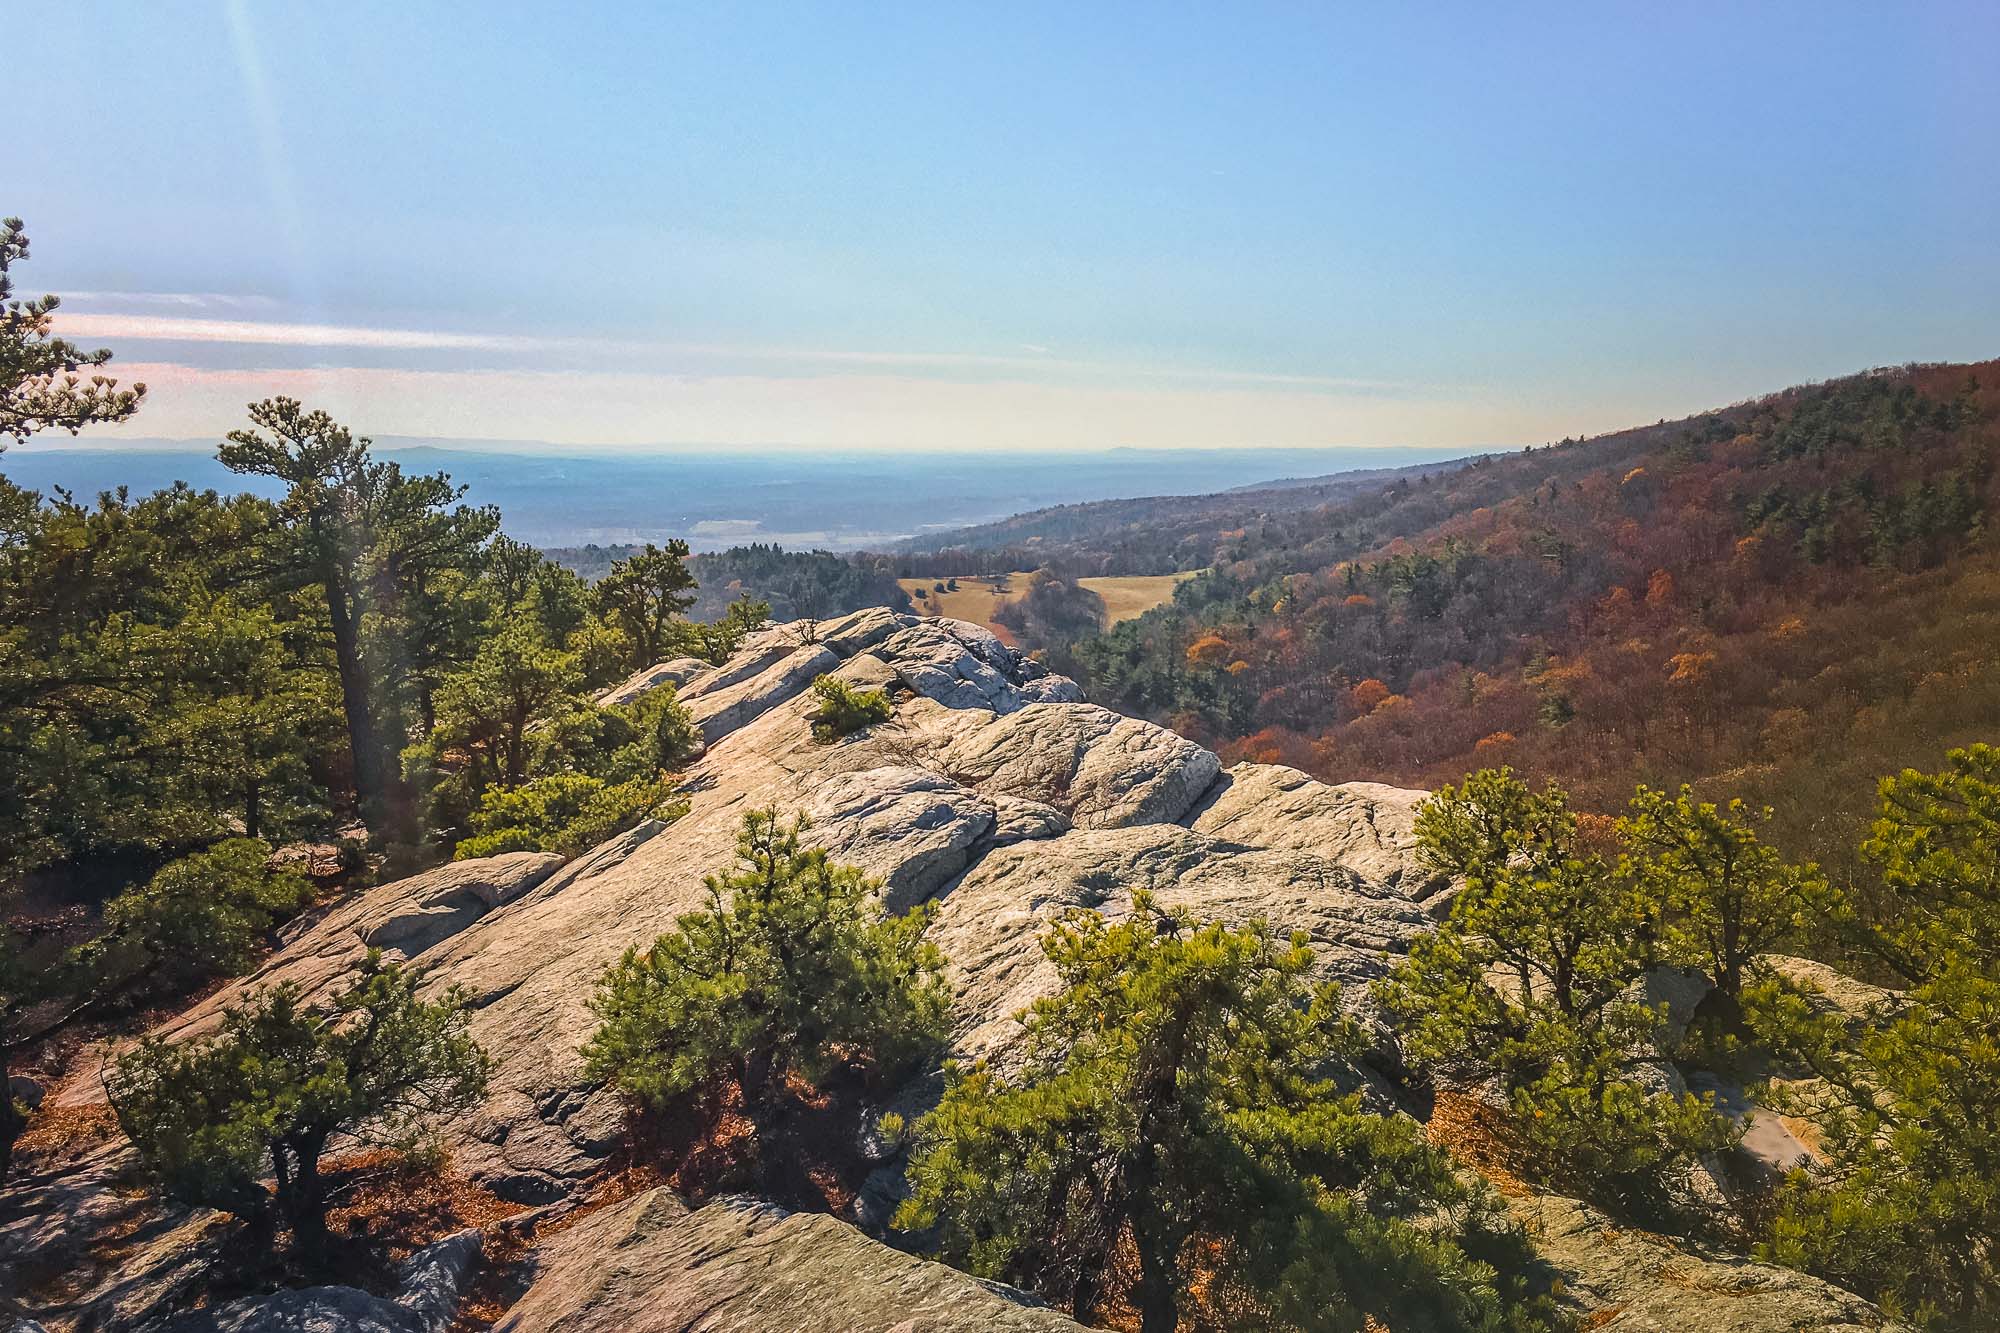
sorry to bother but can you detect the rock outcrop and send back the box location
[9,612,1903,1333]
[1515,1193,1909,1332]
[596,656,710,709]
[494,1190,1085,1332]
[97,608,1309,1207]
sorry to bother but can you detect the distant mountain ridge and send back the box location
[891,456,1470,574]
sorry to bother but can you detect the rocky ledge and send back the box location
[5,612,1902,1332]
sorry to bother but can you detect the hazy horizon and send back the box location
[0,441,1470,551]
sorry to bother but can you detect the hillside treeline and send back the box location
[1074,364,2000,881]
[892,460,1463,577]
[548,541,909,621]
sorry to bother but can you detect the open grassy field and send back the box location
[899,570,1193,641]
[1078,572,1194,624]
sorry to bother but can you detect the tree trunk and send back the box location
[277,1137,333,1261]
[323,573,385,824]
[738,1051,788,1189]
[0,1054,24,1184]
[1133,1213,1180,1333]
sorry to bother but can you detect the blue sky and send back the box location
[12,2,1998,450]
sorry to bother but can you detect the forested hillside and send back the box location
[549,541,910,621]
[1075,363,2000,874]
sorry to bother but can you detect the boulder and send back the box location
[803,766,998,911]
[938,704,1221,829]
[1514,1193,1909,1332]
[162,1229,480,1333]
[1766,955,1900,1026]
[1185,765,1447,900]
[162,1287,422,1333]
[877,620,1039,713]
[989,794,1072,845]
[494,1190,1086,1332]
[595,657,711,710]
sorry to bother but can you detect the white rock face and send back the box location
[99,612,1445,1206]
[1514,1193,1910,1332]
[595,656,711,709]
[495,1190,1087,1333]
[1186,765,1447,901]
[52,852,566,1107]
[21,611,1901,1333]
[925,823,1434,1072]
[938,703,1222,829]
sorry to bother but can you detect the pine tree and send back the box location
[900,894,1553,1333]
[584,810,949,1156]
[0,217,145,441]
[1375,770,1735,1219]
[85,839,311,999]
[1749,746,2000,1327]
[221,401,494,830]
[1619,786,1818,1008]
[596,540,698,670]
[107,953,488,1255]
[221,400,398,822]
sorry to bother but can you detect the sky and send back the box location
[11,2,1998,452]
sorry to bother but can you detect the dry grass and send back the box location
[323,1151,529,1261]
[900,570,1194,639]
[13,1099,120,1161]
[1077,572,1195,623]
[899,574,1032,637]
[1425,1089,1537,1198]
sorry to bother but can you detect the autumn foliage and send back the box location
[1078,364,2000,870]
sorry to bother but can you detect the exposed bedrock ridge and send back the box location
[17,609,1904,1333]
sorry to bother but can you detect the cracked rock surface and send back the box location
[494,1190,1086,1332]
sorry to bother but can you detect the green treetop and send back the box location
[108,953,489,1256]
[584,809,949,1160]
[596,540,698,670]
[900,893,1553,1333]
[0,217,145,441]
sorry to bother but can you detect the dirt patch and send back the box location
[323,1151,529,1262]
[1425,1089,1537,1198]
[13,1099,120,1161]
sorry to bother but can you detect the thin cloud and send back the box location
[61,292,280,311]
[56,312,1441,395]
[56,313,528,352]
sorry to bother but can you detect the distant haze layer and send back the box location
[0,443,1471,551]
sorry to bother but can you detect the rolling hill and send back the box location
[1058,361,2000,878]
